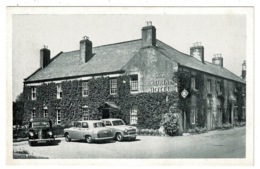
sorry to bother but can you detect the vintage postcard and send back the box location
[6,6,254,166]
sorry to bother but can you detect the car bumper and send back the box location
[123,134,137,138]
[29,138,55,143]
[94,136,114,141]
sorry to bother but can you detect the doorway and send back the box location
[102,109,110,119]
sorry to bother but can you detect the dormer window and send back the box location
[31,86,37,100]
[130,75,138,92]
[57,84,63,99]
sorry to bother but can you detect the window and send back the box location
[82,108,90,120]
[57,84,63,99]
[56,109,61,125]
[216,82,222,94]
[110,79,117,95]
[130,105,138,125]
[31,110,36,118]
[130,75,138,91]
[104,121,112,126]
[190,107,196,125]
[191,77,196,89]
[82,82,89,97]
[207,79,212,92]
[43,109,48,118]
[31,87,37,100]
[82,122,89,128]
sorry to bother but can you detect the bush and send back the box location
[188,127,207,134]
[13,129,27,139]
[52,125,65,136]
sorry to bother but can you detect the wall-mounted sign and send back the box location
[146,73,177,93]
[181,89,189,98]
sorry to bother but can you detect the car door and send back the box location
[80,122,90,139]
[70,122,82,139]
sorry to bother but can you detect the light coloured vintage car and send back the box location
[101,118,137,141]
[64,120,114,143]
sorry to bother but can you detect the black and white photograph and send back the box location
[6,5,254,166]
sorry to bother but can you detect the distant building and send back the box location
[23,22,246,131]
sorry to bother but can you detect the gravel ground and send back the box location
[12,126,245,159]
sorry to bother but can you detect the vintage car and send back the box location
[63,120,114,143]
[101,118,137,141]
[27,118,55,146]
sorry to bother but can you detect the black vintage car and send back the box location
[28,118,55,146]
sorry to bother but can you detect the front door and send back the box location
[102,109,110,119]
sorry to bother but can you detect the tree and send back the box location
[13,92,24,126]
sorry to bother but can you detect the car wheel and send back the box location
[131,137,136,141]
[65,133,71,142]
[85,136,92,143]
[28,141,35,146]
[116,133,123,141]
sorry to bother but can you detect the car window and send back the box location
[105,121,112,126]
[93,122,105,128]
[82,122,88,128]
[32,122,50,127]
[74,122,81,128]
[112,120,125,126]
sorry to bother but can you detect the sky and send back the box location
[12,14,246,101]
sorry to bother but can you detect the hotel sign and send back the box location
[181,89,189,98]
[146,73,177,93]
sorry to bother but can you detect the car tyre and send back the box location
[116,133,123,142]
[65,133,71,142]
[85,136,92,143]
[28,141,35,146]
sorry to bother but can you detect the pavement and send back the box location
[12,126,246,159]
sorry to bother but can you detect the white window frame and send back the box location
[207,79,212,92]
[43,109,48,118]
[110,79,117,95]
[82,108,90,120]
[191,77,196,89]
[56,109,61,125]
[216,82,221,94]
[57,84,63,99]
[130,75,138,92]
[31,87,37,100]
[31,110,36,119]
[191,107,196,125]
[130,106,138,125]
[82,81,89,97]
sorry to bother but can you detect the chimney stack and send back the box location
[190,42,204,63]
[241,60,246,80]
[80,36,93,63]
[212,53,223,67]
[40,45,51,68]
[142,21,156,47]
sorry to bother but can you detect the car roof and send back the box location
[30,118,51,122]
[76,120,103,124]
[101,118,123,121]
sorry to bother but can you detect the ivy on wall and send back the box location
[24,75,179,129]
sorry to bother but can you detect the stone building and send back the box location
[23,22,246,131]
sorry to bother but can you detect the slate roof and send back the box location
[25,39,245,84]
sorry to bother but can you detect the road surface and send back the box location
[13,126,245,158]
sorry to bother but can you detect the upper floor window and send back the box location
[82,82,89,97]
[207,79,212,92]
[216,82,222,94]
[57,84,63,99]
[56,109,61,125]
[43,109,48,118]
[130,75,138,92]
[110,79,117,95]
[31,87,37,100]
[191,77,196,89]
[130,105,138,125]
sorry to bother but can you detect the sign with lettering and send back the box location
[145,73,177,93]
